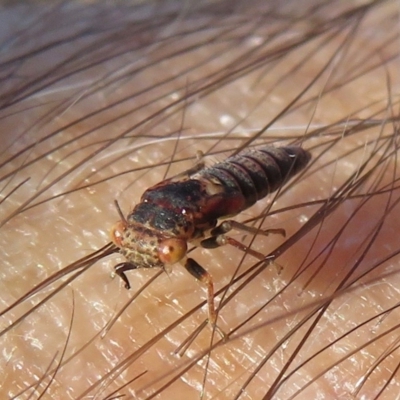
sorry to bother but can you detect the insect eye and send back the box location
[110,221,127,248]
[158,238,187,264]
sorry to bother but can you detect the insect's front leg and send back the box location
[114,262,137,289]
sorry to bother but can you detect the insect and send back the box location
[111,145,311,331]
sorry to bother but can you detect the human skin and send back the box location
[1,0,400,399]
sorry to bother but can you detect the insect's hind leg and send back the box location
[201,234,266,261]
[183,258,226,339]
[201,220,285,261]
[210,220,286,238]
[169,151,206,181]
[201,220,284,272]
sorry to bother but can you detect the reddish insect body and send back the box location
[111,145,311,328]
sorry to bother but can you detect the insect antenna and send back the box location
[114,199,127,224]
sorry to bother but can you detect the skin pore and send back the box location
[1,0,400,399]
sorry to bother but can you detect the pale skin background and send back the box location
[1,0,400,399]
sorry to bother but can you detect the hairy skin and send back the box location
[1,1,400,399]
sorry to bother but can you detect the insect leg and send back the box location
[211,220,286,238]
[169,152,205,181]
[183,257,227,337]
[114,262,137,289]
[201,219,285,260]
[202,222,284,274]
[201,234,266,260]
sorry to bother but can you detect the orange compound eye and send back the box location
[158,238,187,265]
[110,220,127,248]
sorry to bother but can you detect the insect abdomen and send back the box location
[202,145,311,209]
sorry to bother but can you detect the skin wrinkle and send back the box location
[1,1,400,399]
